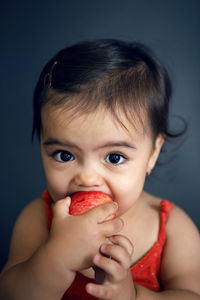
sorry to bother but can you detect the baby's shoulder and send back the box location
[13,197,47,231]
[145,192,198,234]
[20,196,46,219]
[159,203,200,293]
[164,202,199,238]
[12,196,48,245]
[1,197,48,274]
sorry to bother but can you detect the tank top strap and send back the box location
[42,189,53,231]
[158,200,174,245]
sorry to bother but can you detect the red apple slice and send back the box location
[69,191,116,219]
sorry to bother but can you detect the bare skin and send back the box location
[1,105,200,300]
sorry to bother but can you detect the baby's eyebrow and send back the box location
[97,141,136,150]
[43,138,80,150]
[43,138,136,151]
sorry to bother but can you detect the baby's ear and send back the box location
[147,134,164,174]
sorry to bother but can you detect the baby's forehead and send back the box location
[42,88,153,134]
[41,102,151,139]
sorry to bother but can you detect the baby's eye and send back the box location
[53,150,74,162]
[105,153,126,165]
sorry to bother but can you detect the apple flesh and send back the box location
[69,191,116,219]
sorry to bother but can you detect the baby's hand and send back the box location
[86,235,136,300]
[45,196,123,274]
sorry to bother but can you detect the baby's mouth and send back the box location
[67,190,113,199]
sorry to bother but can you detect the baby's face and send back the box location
[40,104,163,216]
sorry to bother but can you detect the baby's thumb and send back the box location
[53,196,71,218]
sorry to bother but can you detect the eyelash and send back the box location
[51,150,74,162]
[51,150,127,165]
[105,153,127,165]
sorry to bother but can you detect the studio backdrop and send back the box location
[0,0,200,270]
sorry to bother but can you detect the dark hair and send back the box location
[32,39,185,141]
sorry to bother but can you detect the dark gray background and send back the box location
[0,0,200,270]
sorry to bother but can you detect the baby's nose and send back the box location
[74,167,104,187]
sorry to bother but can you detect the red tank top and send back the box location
[42,190,173,299]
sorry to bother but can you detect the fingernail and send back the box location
[94,254,101,263]
[66,197,71,204]
[109,236,115,242]
[86,283,94,293]
[101,243,107,251]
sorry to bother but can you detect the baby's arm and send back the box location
[0,196,122,300]
[86,205,200,300]
[158,205,200,297]
[0,198,75,300]
[136,206,200,299]
[133,205,200,299]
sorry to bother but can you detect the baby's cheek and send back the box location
[46,178,68,201]
[113,186,142,214]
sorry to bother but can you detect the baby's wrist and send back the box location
[42,241,76,278]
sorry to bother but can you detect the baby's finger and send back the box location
[93,253,126,283]
[109,234,134,257]
[86,281,114,299]
[100,217,124,237]
[52,197,71,218]
[88,201,118,223]
[100,243,132,270]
